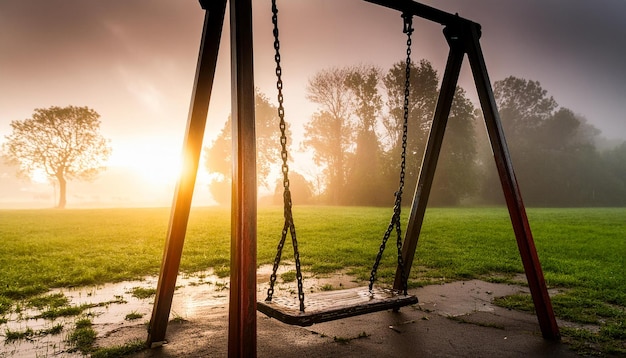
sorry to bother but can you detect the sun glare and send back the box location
[109,143,184,187]
[108,141,215,189]
[134,153,182,187]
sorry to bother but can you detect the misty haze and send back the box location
[1,1,625,357]
[1,0,625,208]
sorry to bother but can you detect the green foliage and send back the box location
[488,76,626,206]
[204,91,289,204]
[272,171,315,205]
[280,270,297,283]
[68,318,97,354]
[383,59,438,194]
[300,60,478,206]
[0,296,11,315]
[601,321,626,340]
[4,324,64,343]
[39,305,84,319]
[551,290,625,324]
[0,207,227,302]
[4,327,35,342]
[32,297,126,320]
[447,315,505,329]
[431,87,478,205]
[124,311,144,321]
[561,326,626,356]
[304,67,355,205]
[493,294,534,312]
[40,323,64,335]
[345,66,387,205]
[2,284,48,300]
[213,265,230,278]
[128,287,157,299]
[90,339,145,358]
[27,292,69,310]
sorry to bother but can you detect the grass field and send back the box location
[0,206,624,354]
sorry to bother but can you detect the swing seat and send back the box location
[257,287,418,326]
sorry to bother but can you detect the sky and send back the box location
[1,0,625,208]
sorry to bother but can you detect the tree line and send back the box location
[206,60,626,207]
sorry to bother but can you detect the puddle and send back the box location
[0,265,361,357]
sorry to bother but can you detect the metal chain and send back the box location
[369,13,413,295]
[266,0,305,312]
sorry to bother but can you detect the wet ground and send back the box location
[0,265,356,357]
[1,272,229,357]
[1,267,585,357]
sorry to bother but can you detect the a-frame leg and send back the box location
[395,20,560,341]
[147,0,227,347]
[464,23,560,340]
[393,26,466,290]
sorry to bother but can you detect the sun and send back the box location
[107,139,216,199]
[108,142,183,188]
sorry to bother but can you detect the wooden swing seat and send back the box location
[257,287,418,326]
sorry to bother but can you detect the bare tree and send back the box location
[2,106,111,208]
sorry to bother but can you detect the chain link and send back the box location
[369,13,413,296]
[266,0,305,312]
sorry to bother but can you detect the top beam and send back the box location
[364,0,476,27]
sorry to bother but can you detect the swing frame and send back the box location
[146,0,561,355]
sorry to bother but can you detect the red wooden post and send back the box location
[228,0,258,356]
[464,22,560,340]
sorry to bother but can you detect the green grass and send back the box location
[68,318,97,354]
[27,292,70,310]
[447,315,505,330]
[0,296,11,315]
[4,327,35,342]
[0,206,624,354]
[35,297,127,320]
[4,323,65,343]
[40,323,64,335]
[128,286,157,299]
[38,305,84,319]
[280,270,297,283]
[90,339,146,357]
[124,311,144,321]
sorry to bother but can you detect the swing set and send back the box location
[146,0,561,355]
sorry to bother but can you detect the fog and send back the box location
[1,0,625,208]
